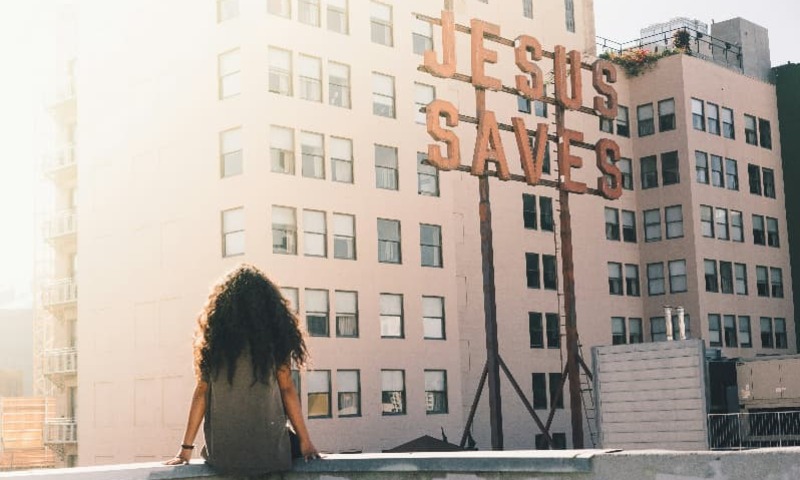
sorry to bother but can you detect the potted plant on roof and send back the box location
[673,29,692,54]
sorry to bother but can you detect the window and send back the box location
[307,370,331,417]
[529,312,544,348]
[330,136,353,183]
[412,17,433,55]
[600,115,614,133]
[759,118,772,149]
[335,290,358,337]
[734,263,748,295]
[417,152,439,196]
[420,224,442,268]
[612,317,626,345]
[305,289,329,336]
[272,206,297,254]
[218,49,241,99]
[625,264,640,297]
[268,0,291,17]
[748,164,762,195]
[775,319,788,349]
[540,197,554,231]
[327,0,348,34]
[700,205,714,238]
[298,55,322,102]
[744,114,757,145]
[770,268,784,298]
[621,210,636,243]
[301,131,325,179]
[303,209,327,257]
[650,317,667,342]
[333,213,356,260]
[337,370,360,416]
[377,218,401,263]
[268,47,292,96]
[423,296,445,339]
[523,0,533,18]
[715,208,729,241]
[298,0,320,26]
[543,255,557,290]
[665,205,683,239]
[708,314,722,347]
[564,0,575,32]
[526,253,540,289]
[647,263,665,296]
[723,315,738,347]
[766,217,780,247]
[549,372,564,409]
[658,99,676,131]
[739,316,752,348]
[756,266,769,297]
[640,156,658,189]
[217,0,238,22]
[546,313,560,348]
[691,98,705,131]
[720,261,734,294]
[644,209,661,242]
[381,370,405,414]
[222,207,244,256]
[661,151,680,185]
[710,155,724,188]
[328,61,351,108]
[707,103,720,135]
[704,259,718,293]
[532,373,547,409]
[629,318,643,344]
[425,370,448,414]
[281,287,299,314]
[415,83,435,124]
[619,158,633,190]
[379,293,403,337]
[605,208,620,241]
[270,125,295,174]
[616,106,630,137]
[752,215,765,245]
[760,317,774,348]
[372,73,395,118]
[637,104,654,137]
[534,88,549,118]
[220,127,242,177]
[370,1,393,46]
[724,159,739,190]
[722,107,735,139]
[763,168,776,198]
[375,144,398,190]
[523,194,538,230]
[695,151,709,184]
[668,260,687,293]
[607,262,623,295]
[518,95,531,114]
[731,211,744,242]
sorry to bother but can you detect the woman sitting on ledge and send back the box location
[166,264,320,474]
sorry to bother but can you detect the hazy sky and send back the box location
[0,1,796,298]
[594,0,798,66]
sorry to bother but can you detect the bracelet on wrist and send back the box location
[181,444,195,450]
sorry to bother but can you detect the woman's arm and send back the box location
[277,366,320,460]
[164,380,209,465]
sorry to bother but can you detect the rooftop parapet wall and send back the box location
[3,449,800,480]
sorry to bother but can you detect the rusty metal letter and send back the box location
[423,11,457,78]
[426,99,461,170]
[558,127,588,194]
[592,59,618,120]
[595,138,623,200]
[512,117,548,186]
[554,46,583,110]
[472,110,510,180]
[514,35,543,101]
[471,19,502,91]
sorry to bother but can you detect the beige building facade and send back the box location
[42,0,793,465]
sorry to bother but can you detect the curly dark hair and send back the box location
[194,264,308,384]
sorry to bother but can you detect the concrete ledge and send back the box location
[3,448,800,480]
